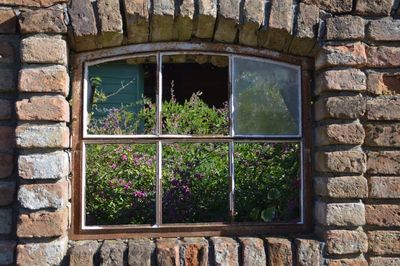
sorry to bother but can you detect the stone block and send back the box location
[366,204,400,227]
[100,240,127,266]
[315,151,366,174]
[97,0,123,47]
[210,237,238,266]
[367,72,400,95]
[314,176,368,198]
[315,95,366,120]
[0,241,16,265]
[239,0,264,46]
[366,96,400,121]
[0,0,67,7]
[69,0,98,51]
[194,0,217,39]
[239,238,266,266]
[181,238,208,266]
[0,9,16,33]
[21,36,67,65]
[214,0,240,43]
[17,208,68,238]
[150,0,174,42]
[16,236,68,266]
[18,180,68,210]
[367,18,400,42]
[18,65,69,96]
[368,231,400,255]
[262,0,293,51]
[369,176,400,198]
[16,96,69,122]
[367,46,400,68]
[0,181,15,206]
[0,208,12,234]
[69,241,100,266]
[18,9,67,34]
[355,0,394,16]
[315,201,365,226]
[0,153,13,178]
[327,258,368,266]
[123,0,149,44]
[316,68,367,94]
[325,15,365,41]
[128,238,155,266]
[16,124,69,148]
[296,239,321,266]
[265,238,292,266]
[19,151,69,180]
[369,257,400,266]
[0,126,15,153]
[289,3,319,56]
[364,123,400,147]
[367,151,400,175]
[174,0,195,41]
[316,43,367,70]
[325,230,368,255]
[316,123,365,146]
[0,67,16,92]
[301,0,352,13]
[0,98,13,120]
[156,238,180,266]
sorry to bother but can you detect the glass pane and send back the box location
[234,142,301,223]
[86,56,157,135]
[233,57,300,135]
[162,142,229,223]
[162,54,229,135]
[85,143,156,225]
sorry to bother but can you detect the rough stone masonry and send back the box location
[0,0,399,265]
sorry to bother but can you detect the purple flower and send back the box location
[134,190,147,198]
[111,163,117,169]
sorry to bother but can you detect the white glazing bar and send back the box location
[228,55,235,221]
[81,143,87,228]
[155,52,163,226]
[156,141,162,226]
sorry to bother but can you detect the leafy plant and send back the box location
[85,90,300,225]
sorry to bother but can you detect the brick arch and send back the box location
[69,0,321,56]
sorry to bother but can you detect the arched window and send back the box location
[71,43,312,238]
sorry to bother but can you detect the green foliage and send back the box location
[85,91,300,225]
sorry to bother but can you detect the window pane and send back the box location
[85,143,156,225]
[162,142,229,223]
[233,57,300,135]
[234,142,301,223]
[87,56,157,135]
[162,54,229,135]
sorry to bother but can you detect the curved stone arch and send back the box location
[68,0,321,57]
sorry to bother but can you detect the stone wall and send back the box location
[0,0,399,265]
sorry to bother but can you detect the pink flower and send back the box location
[111,163,117,169]
[121,154,128,161]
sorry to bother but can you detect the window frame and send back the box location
[70,42,313,240]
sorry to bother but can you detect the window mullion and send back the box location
[228,55,235,223]
[156,52,163,226]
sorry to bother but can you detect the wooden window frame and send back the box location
[70,42,313,240]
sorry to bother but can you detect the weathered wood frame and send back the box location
[70,42,313,240]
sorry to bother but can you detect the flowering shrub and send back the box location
[85,90,300,225]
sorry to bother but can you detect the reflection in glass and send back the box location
[162,54,229,135]
[233,57,300,135]
[234,142,301,223]
[87,57,157,135]
[162,143,229,223]
[85,144,156,225]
